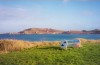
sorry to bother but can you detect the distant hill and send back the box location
[63,29,100,34]
[18,28,65,34]
[2,28,100,34]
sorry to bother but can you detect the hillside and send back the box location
[3,28,100,34]
[19,28,65,34]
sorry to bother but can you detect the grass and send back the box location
[0,39,60,53]
[0,39,34,52]
[0,40,100,65]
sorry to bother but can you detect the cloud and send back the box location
[63,0,99,2]
[0,6,28,21]
[0,5,48,22]
[63,0,70,2]
[82,10,94,16]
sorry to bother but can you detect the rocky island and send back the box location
[2,28,100,34]
[18,28,65,34]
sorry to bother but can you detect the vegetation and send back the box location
[0,39,100,65]
[0,39,60,53]
[0,39,34,53]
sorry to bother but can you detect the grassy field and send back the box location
[0,40,100,65]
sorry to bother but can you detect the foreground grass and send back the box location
[0,42,100,65]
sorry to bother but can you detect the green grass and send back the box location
[0,43,100,65]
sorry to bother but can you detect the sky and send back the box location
[0,0,100,33]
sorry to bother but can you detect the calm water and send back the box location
[0,34,100,41]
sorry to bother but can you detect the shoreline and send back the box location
[0,38,100,53]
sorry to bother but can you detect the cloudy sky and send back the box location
[0,0,100,33]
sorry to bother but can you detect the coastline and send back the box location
[0,38,100,53]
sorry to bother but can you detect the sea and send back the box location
[0,34,100,41]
